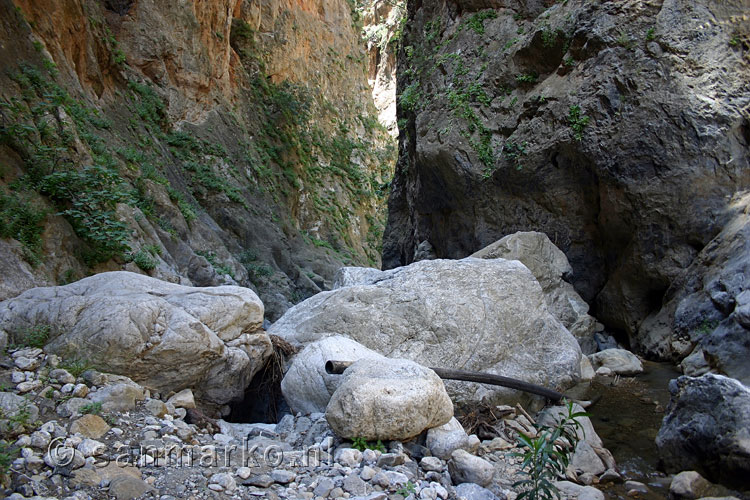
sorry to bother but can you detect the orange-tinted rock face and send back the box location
[14,0,114,97]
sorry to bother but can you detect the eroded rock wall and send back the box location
[0,0,395,320]
[383,0,750,348]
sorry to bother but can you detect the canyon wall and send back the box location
[0,0,395,320]
[383,0,750,358]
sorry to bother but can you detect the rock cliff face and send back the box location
[383,0,750,352]
[0,0,395,320]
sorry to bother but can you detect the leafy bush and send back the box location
[464,10,498,35]
[13,325,50,349]
[41,164,131,261]
[514,400,589,500]
[0,189,47,262]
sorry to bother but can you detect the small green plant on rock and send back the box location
[513,400,589,500]
[396,481,417,496]
[568,105,590,141]
[59,359,93,378]
[351,437,386,453]
[80,402,102,415]
[13,325,50,349]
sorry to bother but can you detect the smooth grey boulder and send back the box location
[325,358,453,441]
[448,449,495,487]
[0,271,272,405]
[272,258,582,407]
[588,349,643,376]
[472,232,600,354]
[656,374,750,489]
[281,336,386,414]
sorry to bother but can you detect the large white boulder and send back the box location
[271,258,581,407]
[280,336,386,414]
[325,358,453,441]
[472,232,600,354]
[0,272,272,405]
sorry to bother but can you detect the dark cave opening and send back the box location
[225,336,295,424]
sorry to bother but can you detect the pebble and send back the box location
[271,469,297,484]
[360,465,377,480]
[335,447,363,467]
[420,456,443,472]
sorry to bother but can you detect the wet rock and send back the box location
[670,471,712,499]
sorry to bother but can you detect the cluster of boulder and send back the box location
[0,231,748,499]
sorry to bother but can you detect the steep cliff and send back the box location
[0,0,395,319]
[383,0,749,353]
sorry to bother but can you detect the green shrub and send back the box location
[14,325,50,349]
[0,189,47,262]
[128,249,157,271]
[58,359,93,378]
[568,105,590,141]
[41,164,131,260]
[514,400,590,500]
[464,10,498,35]
[79,402,102,415]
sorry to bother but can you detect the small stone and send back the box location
[625,480,649,494]
[72,383,89,398]
[236,467,252,480]
[78,439,106,457]
[362,448,378,464]
[335,447,362,467]
[595,366,612,376]
[343,473,369,495]
[377,452,405,468]
[599,468,623,484]
[108,474,152,500]
[243,474,274,488]
[313,477,335,497]
[329,487,345,498]
[30,430,51,449]
[271,469,296,484]
[11,371,25,384]
[61,383,75,394]
[448,449,494,487]
[15,435,31,448]
[420,456,444,472]
[209,472,236,492]
[14,356,41,371]
[50,369,76,385]
[578,472,598,485]
[145,398,169,418]
[361,465,377,480]
[167,388,196,409]
[453,483,501,500]
[70,414,111,439]
[669,471,712,499]
[17,380,42,393]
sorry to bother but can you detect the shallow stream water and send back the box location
[569,361,682,499]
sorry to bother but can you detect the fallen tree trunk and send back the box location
[325,360,564,402]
